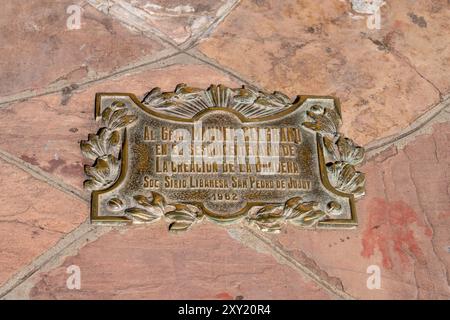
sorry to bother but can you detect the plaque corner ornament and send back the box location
[81,84,365,233]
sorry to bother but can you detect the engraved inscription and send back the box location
[81,85,365,233]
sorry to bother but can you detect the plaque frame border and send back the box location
[83,87,365,232]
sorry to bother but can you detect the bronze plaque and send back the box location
[81,84,365,233]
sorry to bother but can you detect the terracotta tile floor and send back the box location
[0,0,449,299]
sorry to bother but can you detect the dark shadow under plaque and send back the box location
[81,84,365,233]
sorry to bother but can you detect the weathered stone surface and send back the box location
[0,159,87,286]
[0,0,168,97]
[374,0,450,94]
[29,223,333,299]
[0,0,449,301]
[265,119,450,299]
[198,0,441,145]
[87,0,238,44]
[0,63,238,190]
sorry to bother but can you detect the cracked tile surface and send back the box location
[28,224,334,299]
[87,0,239,45]
[375,0,450,93]
[0,0,170,97]
[198,0,445,145]
[0,159,87,287]
[265,118,450,299]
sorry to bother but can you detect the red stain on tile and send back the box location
[61,163,83,177]
[361,198,432,269]
[215,292,233,300]
[20,154,39,166]
[44,158,66,173]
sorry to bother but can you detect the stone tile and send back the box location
[374,0,450,94]
[264,120,450,299]
[87,0,238,44]
[29,223,333,299]
[198,0,441,145]
[0,0,169,97]
[0,63,239,190]
[0,159,87,286]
